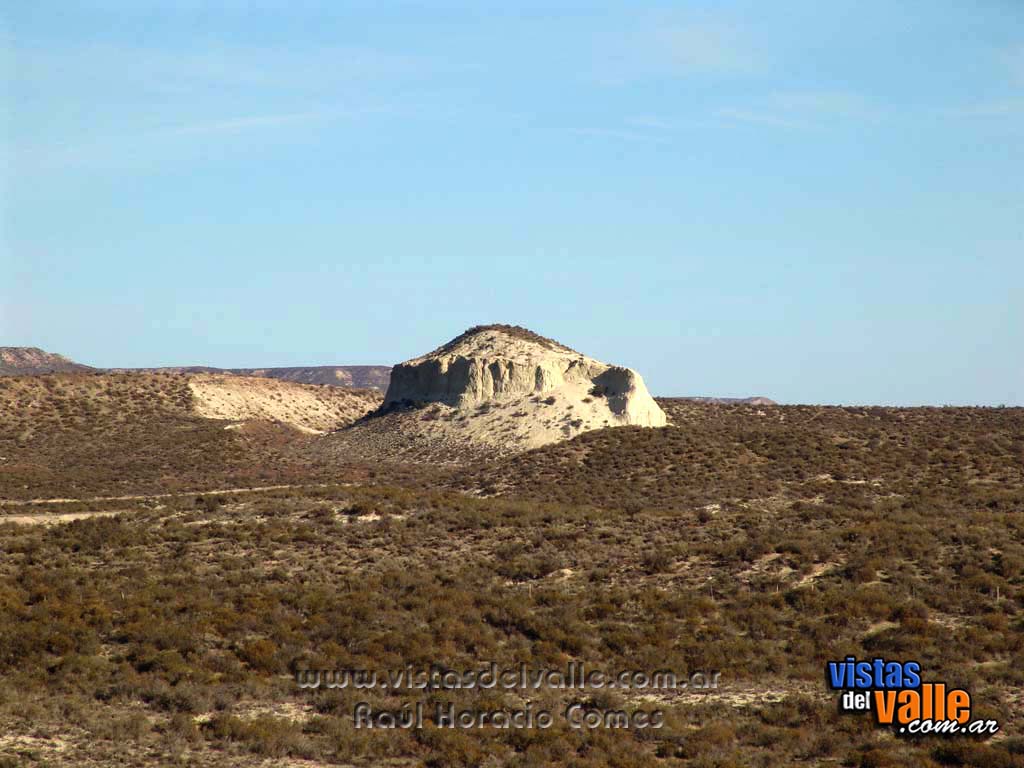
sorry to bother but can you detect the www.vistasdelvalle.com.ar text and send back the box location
[295,662,720,691]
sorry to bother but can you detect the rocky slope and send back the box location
[0,347,95,376]
[326,325,667,462]
[385,325,666,425]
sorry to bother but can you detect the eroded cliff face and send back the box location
[386,356,603,407]
[591,366,667,427]
[382,325,667,437]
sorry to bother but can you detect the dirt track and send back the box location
[0,482,333,508]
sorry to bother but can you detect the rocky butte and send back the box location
[380,325,666,451]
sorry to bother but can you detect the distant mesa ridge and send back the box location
[0,345,772,403]
[0,348,390,391]
[116,365,392,391]
[0,347,95,376]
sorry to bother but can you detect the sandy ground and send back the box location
[189,374,380,434]
[381,393,638,452]
[1,510,124,526]
[0,483,333,507]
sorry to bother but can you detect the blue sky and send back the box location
[2,1,1022,404]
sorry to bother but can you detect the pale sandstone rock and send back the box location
[378,326,666,451]
[189,374,380,434]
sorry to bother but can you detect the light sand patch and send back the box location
[1,510,122,526]
[0,482,336,506]
[862,621,899,640]
[795,560,843,586]
[189,374,380,434]
[230,700,314,722]
[632,680,826,708]
[338,506,410,524]
[0,733,70,754]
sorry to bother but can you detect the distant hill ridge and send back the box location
[0,347,95,375]
[0,347,390,391]
[678,396,777,406]
[114,365,392,391]
[0,346,771,401]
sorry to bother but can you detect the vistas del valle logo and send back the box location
[826,657,999,736]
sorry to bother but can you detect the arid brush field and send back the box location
[1,334,1022,767]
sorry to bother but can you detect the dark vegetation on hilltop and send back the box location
[424,325,577,357]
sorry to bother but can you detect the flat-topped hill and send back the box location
[325,325,666,463]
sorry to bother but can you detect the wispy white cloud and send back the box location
[625,115,670,129]
[769,90,881,122]
[5,38,421,172]
[591,15,760,85]
[716,90,882,131]
[8,42,429,97]
[572,127,670,144]
[166,110,331,137]
[717,108,806,130]
[6,40,429,146]
[939,43,1024,120]
[946,99,1024,119]
[13,105,371,173]
[654,22,756,75]
[1003,44,1024,85]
